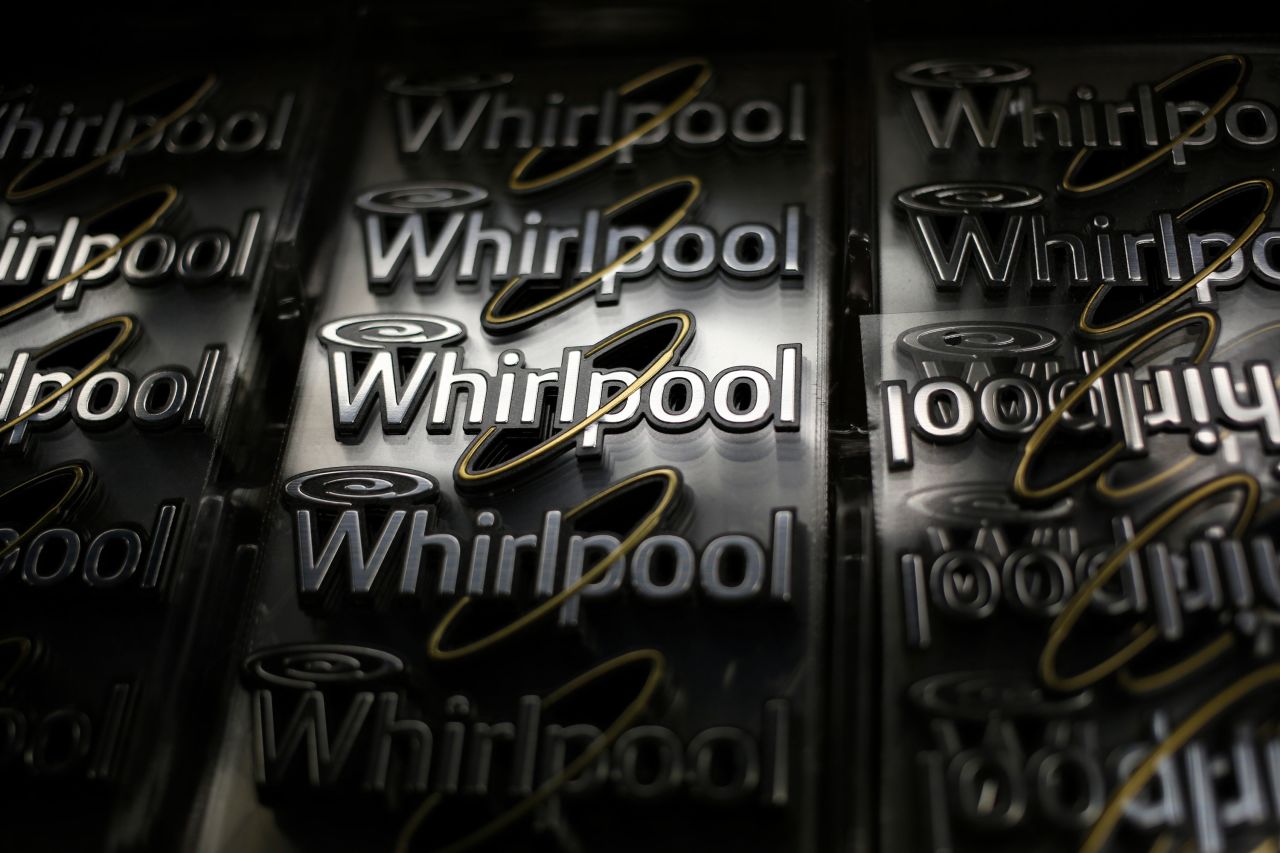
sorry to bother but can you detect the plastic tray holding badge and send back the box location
[865,40,1280,850]
[0,55,330,851]
[193,53,836,853]
[864,292,1280,851]
[872,41,1280,316]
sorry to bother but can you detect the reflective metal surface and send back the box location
[193,54,835,853]
[6,7,1280,853]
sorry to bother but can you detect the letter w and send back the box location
[394,94,489,153]
[911,214,1025,290]
[911,88,1012,149]
[253,690,374,787]
[330,350,437,438]
[363,213,464,289]
[296,509,408,595]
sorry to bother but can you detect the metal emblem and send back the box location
[0,58,317,852]
[866,300,1280,850]
[198,53,833,853]
[869,42,1280,852]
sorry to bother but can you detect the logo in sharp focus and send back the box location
[317,312,803,482]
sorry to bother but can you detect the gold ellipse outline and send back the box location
[1095,318,1280,501]
[0,185,178,327]
[394,648,665,853]
[6,74,216,202]
[0,635,35,693]
[1038,472,1258,693]
[1013,311,1218,502]
[1095,453,1197,503]
[482,176,701,332]
[1077,178,1274,339]
[1080,662,1280,853]
[428,468,680,661]
[0,461,92,565]
[1060,54,1247,196]
[0,314,136,437]
[454,311,694,488]
[1115,631,1236,695]
[507,58,712,192]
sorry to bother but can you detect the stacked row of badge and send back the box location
[0,65,320,850]
[865,47,1280,853]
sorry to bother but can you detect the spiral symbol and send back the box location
[910,671,1092,720]
[897,182,1043,215]
[906,483,1074,525]
[354,181,489,215]
[384,71,514,97]
[317,313,466,350]
[894,58,1032,89]
[243,644,405,690]
[284,467,437,508]
[898,321,1060,360]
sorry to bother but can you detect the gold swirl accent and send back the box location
[429,468,679,661]
[1082,663,1280,853]
[455,312,693,488]
[1014,312,1217,502]
[1039,472,1257,693]
[508,59,710,192]
[6,74,215,201]
[0,185,177,326]
[1061,55,1246,196]
[395,649,665,853]
[482,177,700,332]
[0,315,136,437]
[1077,179,1274,339]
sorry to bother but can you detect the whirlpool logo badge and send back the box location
[0,74,294,178]
[354,179,804,331]
[242,642,791,812]
[387,60,807,169]
[896,178,1280,295]
[896,55,1270,183]
[877,318,1280,472]
[319,312,802,486]
[0,315,224,453]
[281,465,795,619]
